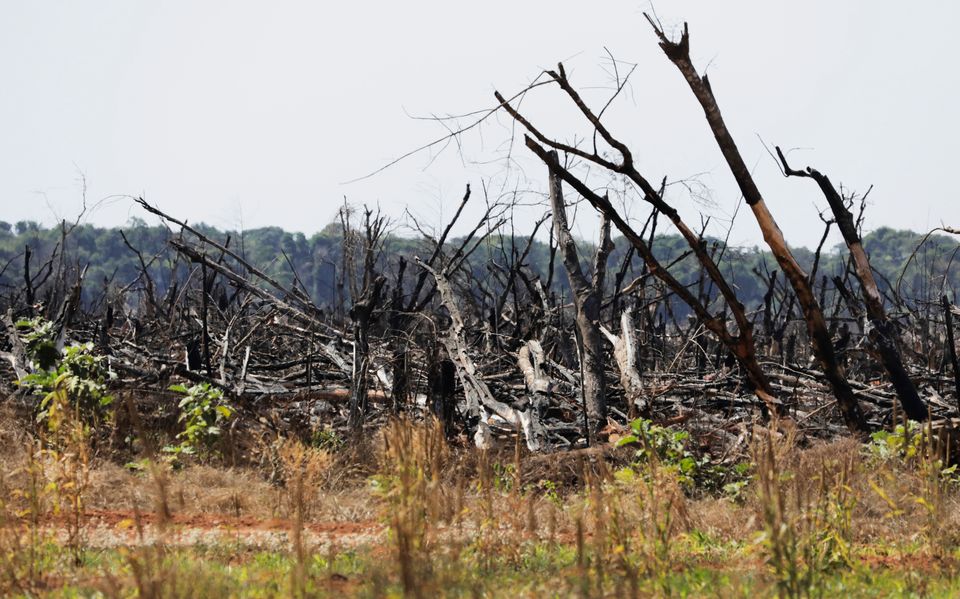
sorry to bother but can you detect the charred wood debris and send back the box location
[3,19,960,461]
[1,192,958,461]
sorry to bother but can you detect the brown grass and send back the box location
[6,409,960,596]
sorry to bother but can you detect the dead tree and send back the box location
[495,67,778,416]
[387,257,410,412]
[776,148,928,421]
[348,207,388,430]
[23,245,34,314]
[526,141,781,416]
[417,259,546,450]
[600,307,647,417]
[646,18,867,434]
[944,295,960,412]
[547,153,611,432]
[136,198,321,320]
[516,339,553,443]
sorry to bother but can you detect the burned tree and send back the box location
[347,207,388,430]
[944,295,960,412]
[600,307,647,418]
[645,18,868,434]
[495,65,781,418]
[417,258,546,450]
[547,152,612,432]
[776,148,928,421]
[526,142,781,416]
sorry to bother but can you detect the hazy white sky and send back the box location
[2,1,958,249]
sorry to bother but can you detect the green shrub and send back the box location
[15,317,59,370]
[866,421,925,461]
[617,418,750,497]
[164,383,233,459]
[17,321,115,427]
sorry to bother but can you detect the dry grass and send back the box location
[5,411,960,596]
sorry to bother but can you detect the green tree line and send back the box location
[1,217,956,316]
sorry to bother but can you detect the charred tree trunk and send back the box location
[777,148,927,421]
[23,245,35,315]
[943,295,960,413]
[348,207,388,431]
[388,257,409,413]
[496,66,777,417]
[201,262,212,376]
[348,275,385,430]
[547,153,610,431]
[417,259,546,450]
[526,141,781,416]
[647,19,867,434]
[428,354,457,434]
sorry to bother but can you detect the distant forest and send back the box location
[0,217,957,318]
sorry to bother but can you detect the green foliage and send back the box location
[309,426,344,452]
[491,462,517,493]
[617,418,750,496]
[866,422,959,481]
[866,421,925,461]
[618,418,693,468]
[536,479,563,507]
[15,317,59,370]
[17,319,115,426]
[719,463,753,501]
[1,221,955,317]
[164,383,233,458]
[754,438,857,598]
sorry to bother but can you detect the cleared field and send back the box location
[4,417,960,597]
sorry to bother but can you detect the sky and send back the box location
[1,1,958,250]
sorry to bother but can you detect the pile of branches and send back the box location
[3,17,960,461]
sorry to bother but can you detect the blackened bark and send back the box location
[943,295,960,414]
[647,19,867,434]
[546,152,609,430]
[528,140,781,416]
[349,275,385,430]
[777,147,927,421]
[24,245,34,314]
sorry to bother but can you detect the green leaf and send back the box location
[613,467,636,483]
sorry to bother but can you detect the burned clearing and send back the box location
[3,12,960,599]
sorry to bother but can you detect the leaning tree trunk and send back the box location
[777,148,928,421]
[496,70,780,417]
[417,259,547,450]
[526,140,782,416]
[647,19,867,434]
[547,152,610,432]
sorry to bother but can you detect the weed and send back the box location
[868,419,960,557]
[375,417,451,597]
[278,436,332,519]
[618,417,750,497]
[753,425,857,598]
[20,341,115,427]
[164,383,234,460]
[310,425,344,452]
[866,420,925,461]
